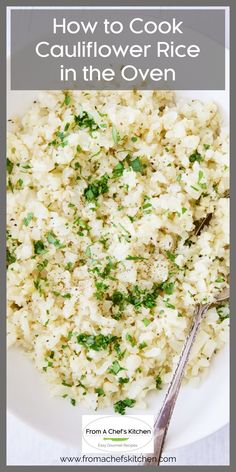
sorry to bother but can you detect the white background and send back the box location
[7,413,229,466]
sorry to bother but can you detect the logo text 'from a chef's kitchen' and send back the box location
[82,415,154,453]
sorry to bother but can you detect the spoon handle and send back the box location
[145,303,210,466]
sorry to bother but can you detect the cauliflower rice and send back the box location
[7,90,229,413]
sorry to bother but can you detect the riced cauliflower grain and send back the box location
[7,90,229,412]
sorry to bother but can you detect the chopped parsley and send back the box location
[62,380,73,387]
[77,333,118,351]
[203,144,210,150]
[111,284,161,311]
[6,248,16,267]
[33,277,44,295]
[114,398,136,415]
[49,130,68,148]
[114,342,126,360]
[166,251,177,263]
[142,317,151,327]
[65,261,73,271]
[217,305,229,323]
[125,333,136,347]
[95,388,105,397]
[108,360,125,375]
[139,341,147,350]
[161,281,174,295]
[70,398,76,406]
[74,217,90,234]
[64,93,71,106]
[16,179,24,189]
[52,291,71,299]
[46,232,64,248]
[129,156,143,173]
[67,331,73,341]
[112,162,125,178]
[215,276,224,283]
[197,170,207,189]
[119,224,131,242]
[33,240,46,255]
[94,281,109,300]
[74,111,99,131]
[91,260,117,279]
[127,284,159,309]
[111,291,126,311]
[112,125,121,145]
[126,255,147,261]
[142,202,152,211]
[37,259,48,271]
[191,185,200,192]
[189,150,204,163]
[23,212,34,227]
[164,300,175,309]
[85,245,92,257]
[177,174,182,182]
[7,158,14,174]
[155,374,163,390]
[84,174,109,201]
[119,377,130,385]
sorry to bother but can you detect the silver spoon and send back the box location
[144,287,229,466]
[194,191,229,237]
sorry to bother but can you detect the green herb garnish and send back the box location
[139,342,147,350]
[217,305,229,322]
[23,212,34,227]
[108,360,125,375]
[6,248,16,267]
[166,251,176,263]
[119,377,130,385]
[7,158,14,174]
[142,318,151,327]
[111,291,126,311]
[64,93,71,106]
[114,398,136,415]
[62,380,73,387]
[34,240,46,255]
[215,276,224,283]
[125,333,136,347]
[74,111,99,131]
[129,156,143,173]
[112,162,125,178]
[84,174,109,201]
[95,388,105,397]
[155,374,162,390]
[94,281,109,300]
[126,255,147,261]
[161,281,174,295]
[112,125,121,145]
[189,150,204,163]
[77,333,118,351]
[46,232,64,248]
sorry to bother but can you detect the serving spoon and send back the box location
[144,287,229,466]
